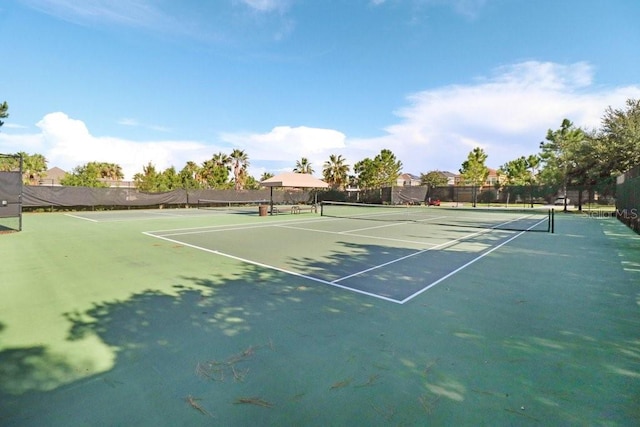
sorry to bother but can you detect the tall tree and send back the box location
[260,172,274,182]
[200,152,231,188]
[598,98,640,176]
[420,170,448,188]
[61,162,108,187]
[499,157,530,186]
[0,101,8,129]
[159,166,182,191]
[133,162,161,192]
[229,149,249,190]
[499,156,531,205]
[322,154,349,190]
[19,152,48,185]
[353,149,402,190]
[294,157,314,174]
[526,154,540,184]
[539,119,586,210]
[179,161,201,189]
[459,147,489,207]
[96,162,124,182]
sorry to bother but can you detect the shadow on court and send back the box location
[1,212,639,425]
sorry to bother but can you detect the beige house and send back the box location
[38,167,67,186]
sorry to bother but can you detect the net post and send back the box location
[550,209,555,233]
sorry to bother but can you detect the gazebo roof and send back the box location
[260,172,329,188]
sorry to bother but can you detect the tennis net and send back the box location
[320,201,554,232]
[197,199,269,214]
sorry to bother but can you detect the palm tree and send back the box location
[212,152,230,169]
[526,154,540,183]
[526,154,541,207]
[294,157,314,174]
[229,149,249,190]
[179,161,201,189]
[19,152,48,185]
[97,162,124,182]
[322,154,349,190]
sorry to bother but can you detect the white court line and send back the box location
[337,215,448,233]
[398,217,546,303]
[274,223,440,248]
[142,213,546,304]
[142,231,402,304]
[64,213,99,222]
[146,216,335,235]
[333,214,542,284]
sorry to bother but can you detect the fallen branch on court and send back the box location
[233,397,274,408]
[195,340,273,383]
[184,395,214,417]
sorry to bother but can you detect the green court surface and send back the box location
[1,208,639,425]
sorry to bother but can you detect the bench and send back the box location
[291,205,317,214]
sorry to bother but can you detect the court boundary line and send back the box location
[64,213,99,222]
[399,218,546,303]
[142,231,402,304]
[142,215,546,304]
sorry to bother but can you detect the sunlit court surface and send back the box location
[1,207,639,425]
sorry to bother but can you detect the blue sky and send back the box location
[1,0,639,180]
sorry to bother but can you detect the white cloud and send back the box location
[347,61,640,174]
[239,0,291,13]
[3,61,638,182]
[0,112,214,179]
[117,118,139,126]
[20,0,171,30]
[220,125,347,173]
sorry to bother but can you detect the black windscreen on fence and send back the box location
[0,154,23,232]
[616,165,640,234]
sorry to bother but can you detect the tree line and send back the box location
[1,99,639,197]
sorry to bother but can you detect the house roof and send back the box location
[45,167,67,180]
[260,172,329,188]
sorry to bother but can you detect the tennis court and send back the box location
[1,206,639,426]
[144,204,553,303]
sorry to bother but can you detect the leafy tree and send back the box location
[499,157,530,186]
[539,119,586,210]
[200,152,231,189]
[459,147,489,207]
[229,149,249,190]
[322,154,349,190]
[0,152,48,184]
[354,149,402,190]
[260,172,274,181]
[243,175,260,190]
[597,98,640,176]
[61,162,109,187]
[294,157,314,174]
[0,101,8,129]
[498,156,531,205]
[179,161,202,189]
[420,170,448,188]
[0,153,21,171]
[526,154,540,184]
[133,162,162,192]
[159,166,182,191]
[98,162,124,181]
[19,152,48,185]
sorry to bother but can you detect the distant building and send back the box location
[38,167,66,186]
[397,173,421,186]
[37,166,135,187]
[485,168,500,187]
[438,171,458,186]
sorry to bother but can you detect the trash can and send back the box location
[258,205,268,216]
